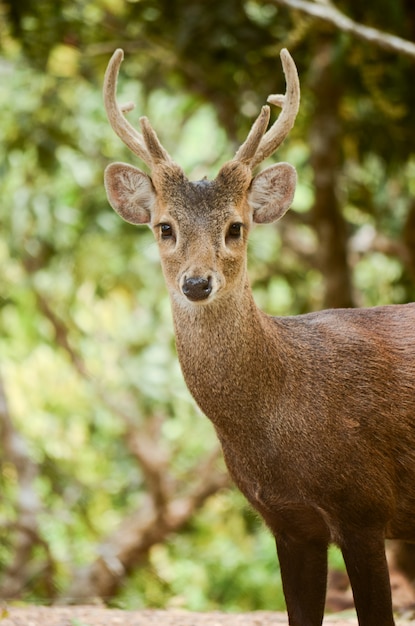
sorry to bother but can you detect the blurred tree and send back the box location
[0,0,414,612]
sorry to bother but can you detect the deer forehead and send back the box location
[152,172,252,228]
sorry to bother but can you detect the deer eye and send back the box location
[227,223,243,239]
[160,223,174,239]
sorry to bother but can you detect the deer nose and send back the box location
[182,276,212,301]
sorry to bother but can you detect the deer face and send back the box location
[105,159,296,306]
[103,47,299,305]
[150,164,252,306]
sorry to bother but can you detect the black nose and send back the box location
[182,276,212,301]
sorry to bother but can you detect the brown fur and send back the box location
[105,162,415,626]
[103,48,415,626]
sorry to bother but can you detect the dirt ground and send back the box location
[0,606,413,626]
[1,569,414,626]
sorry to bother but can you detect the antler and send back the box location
[104,47,299,173]
[234,48,300,170]
[103,49,173,168]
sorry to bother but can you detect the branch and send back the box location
[26,277,174,506]
[272,0,415,59]
[60,455,229,603]
[123,417,173,510]
[33,289,89,379]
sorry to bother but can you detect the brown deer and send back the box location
[102,48,415,626]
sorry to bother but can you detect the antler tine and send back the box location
[249,49,300,170]
[139,116,174,166]
[103,49,155,167]
[233,105,271,165]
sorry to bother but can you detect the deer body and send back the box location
[103,48,415,626]
[176,298,415,534]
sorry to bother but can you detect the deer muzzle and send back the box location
[182,276,213,302]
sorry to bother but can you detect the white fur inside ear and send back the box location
[104,162,156,224]
[249,163,297,224]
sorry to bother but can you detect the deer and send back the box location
[102,48,415,626]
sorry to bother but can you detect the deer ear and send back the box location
[249,163,297,224]
[104,163,156,225]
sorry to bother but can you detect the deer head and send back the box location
[104,49,300,305]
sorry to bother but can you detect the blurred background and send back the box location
[0,0,414,614]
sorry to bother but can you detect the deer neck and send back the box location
[169,280,281,433]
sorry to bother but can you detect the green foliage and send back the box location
[115,491,286,612]
[0,41,222,603]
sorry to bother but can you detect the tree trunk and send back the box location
[309,42,355,309]
[403,199,415,283]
